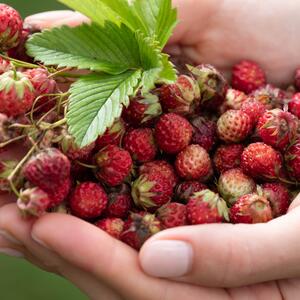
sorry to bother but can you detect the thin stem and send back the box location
[0,134,28,148]
[9,180,20,198]
[75,161,97,169]
[0,53,41,69]
[54,72,82,78]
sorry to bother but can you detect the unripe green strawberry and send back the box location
[0,71,35,117]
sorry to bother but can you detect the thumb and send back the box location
[139,196,300,288]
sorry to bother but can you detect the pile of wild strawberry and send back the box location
[1,4,300,250]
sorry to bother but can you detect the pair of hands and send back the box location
[1,1,300,299]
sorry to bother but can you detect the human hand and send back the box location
[1,1,300,299]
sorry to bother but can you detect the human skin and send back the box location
[1,1,300,299]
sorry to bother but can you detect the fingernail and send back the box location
[25,10,75,22]
[140,240,193,278]
[31,233,51,250]
[0,248,24,258]
[0,230,22,245]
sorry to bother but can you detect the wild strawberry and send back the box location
[218,168,256,205]
[175,144,212,181]
[122,93,162,127]
[120,212,161,250]
[132,171,173,209]
[59,129,95,161]
[288,93,300,119]
[190,116,217,152]
[24,68,57,111]
[0,4,23,51]
[0,160,18,193]
[230,193,273,224]
[0,71,35,117]
[189,64,228,110]
[157,203,187,229]
[123,128,157,163]
[96,118,125,150]
[23,148,71,193]
[240,97,266,124]
[155,113,192,154]
[175,181,207,203]
[295,68,300,91]
[257,109,298,151]
[0,57,11,74]
[159,75,200,115]
[219,88,248,113]
[187,189,229,224]
[7,29,32,62]
[17,187,51,217]
[139,160,178,188]
[213,144,244,174]
[106,184,132,218]
[95,145,132,187]
[95,218,124,239]
[250,84,285,109]
[48,177,72,207]
[70,182,108,219]
[217,110,252,143]
[285,139,300,181]
[232,60,266,94]
[241,142,284,181]
[262,183,290,217]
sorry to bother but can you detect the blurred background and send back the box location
[2,2,87,300]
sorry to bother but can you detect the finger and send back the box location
[0,204,122,300]
[24,10,90,31]
[32,213,231,300]
[140,200,300,288]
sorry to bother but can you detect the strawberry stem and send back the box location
[0,53,41,69]
[75,161,97,169]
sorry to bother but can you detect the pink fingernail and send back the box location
[0,248,24,258]
[140,240,193,278]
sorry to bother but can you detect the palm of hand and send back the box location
[1,0,300,299]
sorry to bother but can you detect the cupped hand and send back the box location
[1,1,300,299]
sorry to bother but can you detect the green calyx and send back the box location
[139,93,162,123]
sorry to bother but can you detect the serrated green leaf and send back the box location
[157,53,177,83]
[67,70,142,147]
[27,22,142,74]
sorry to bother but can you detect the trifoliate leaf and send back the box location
[27,22,141,74]
[67,70,142,147]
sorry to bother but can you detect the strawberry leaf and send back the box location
[67,70,141,147]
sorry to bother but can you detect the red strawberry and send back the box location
[59,129,95,161]
[175,144,212,181]
[23,148,71,193]
[24,68,57,111]
[0,160,18,193]
[96,118,125,150]
[139,160,178,188]
[189,64,228,110]
[0,4,23,50]
[218,168,256,205]
[122,93,162,127]
[295,68,300,91]
[0,71,35,117]
[123,128,157,163]
[95,218,124,239]
[106,184,132,218]
[241,142,284,181]
[155,113,192,154]
[288,93,300,119]
[232,60,266,94]
[159,75,200,115]
[157,203,187,228]
[132,171,174,209]
[187,189,229,224]
[285,139,300,181]
[7,29,32,62]
[262,183,290,217]
[190,116,217,152]
[120,212,161,250]
[240,97,266,125]
[213,144,244,174]
[17,187,51,217]
[257,109,298,151]
[95,145,132,187]
[217,110,252,143]
[48,177,72,207]
[70,182,108,219]
[220,88,248,113]
[175,181,207,203]
[0,57,11,74]
[230,193,273,224]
